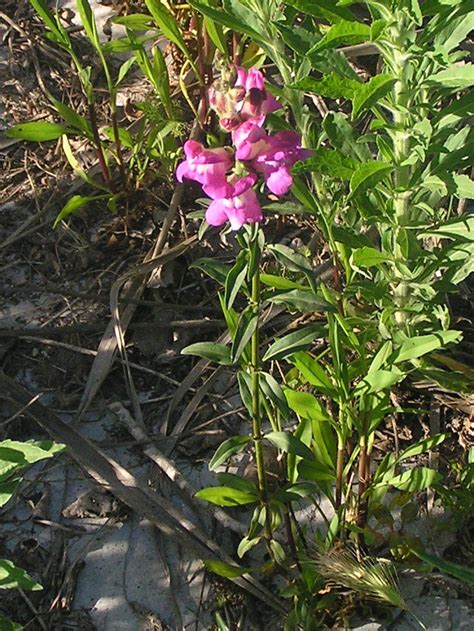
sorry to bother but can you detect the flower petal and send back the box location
[205,199,229,226]
[176,160,191,183]
[265,167,293,196]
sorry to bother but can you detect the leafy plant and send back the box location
[0,439,65,629]
[7,0,191,224]
[180,0,473,625]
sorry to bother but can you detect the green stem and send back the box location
[389,18,415,330]
[250,244,272,541]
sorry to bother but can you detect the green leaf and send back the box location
[0,440,64,467]
[103,126,133,148]
[269,539,286,564]
[237,370,253,416]
[395,331,462,362]
[285,0,355,22]
[53,194,108,228]
[352,74,397,120]
[0,480,20,508]
[263,325,325,362]
[151,44,173,115]
[112,13,153,29]
[276,23,318,56]
[333,226,373,248]
[145,0,194,61]
[48,97,92,137]
[420,215,474,241]
[267,243,313,276]
[225,251,248,310]
[265,431,314,460]
[188,0,263,43]
[453,174,474,199]
[357,368,404,394]
[6,121,70,141]
[292,74,360,99]
[61,136,107,191]
[294,148,357,179]
[0,559,42,590]
[309,48,361,81]
[260,274,305,291]
[189,258,230,285]
[181,342,233,364]
[209,435,250,471]
[201,0,228,55]
[351,246,392,267]
[427,64,474,89]
[262,201,309,216]
[292,352,336,396]
[259,372,291,419]
[349,160,393,196]
[76,0,102,54]
[408,548,474,586]
[237,535,261,558]
[29,0,70,45]
[307,20,371,54]
[203,559,252,578]
[395,434,448,465]
[269,290,336,313]
[195,485,258,506]
[117,56,136,86]
[298,460,336,482]
[284,388,333,423]
[0,614,22,631]
[389,467,441,492]
[323,112,371,161]
[439,10,474,53]
[231,309,257,362]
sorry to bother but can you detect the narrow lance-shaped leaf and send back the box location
[285,0,355,22]
[195,485,258,506]
[203,559,252,578]
[292,74,360,100]
[408,548,474,586]
[181,342,233,365]
[188,0,264,45]
[225,251,248,310]
[349,160,393,197]
[307,20,371,54]
[53,194,110,229]
[426,64,474,90]
[270,289,336,313]
[352,74,397,120]
[6,122,70,141]
[263,325,325,362]
[0,559,43,591]
[231,309,258,363]
[265,431,315,460]
[394,330,462,363]
[209,435,250,471]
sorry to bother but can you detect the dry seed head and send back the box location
[313,546,407,611]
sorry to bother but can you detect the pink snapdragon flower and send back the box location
[176,140,233,198]
[205,174,263,231]
[252,131,313,196]
[232,121,270,161]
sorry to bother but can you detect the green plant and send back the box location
[0,439,65,629]
[180,0,473,626]
[6,0,195,224]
